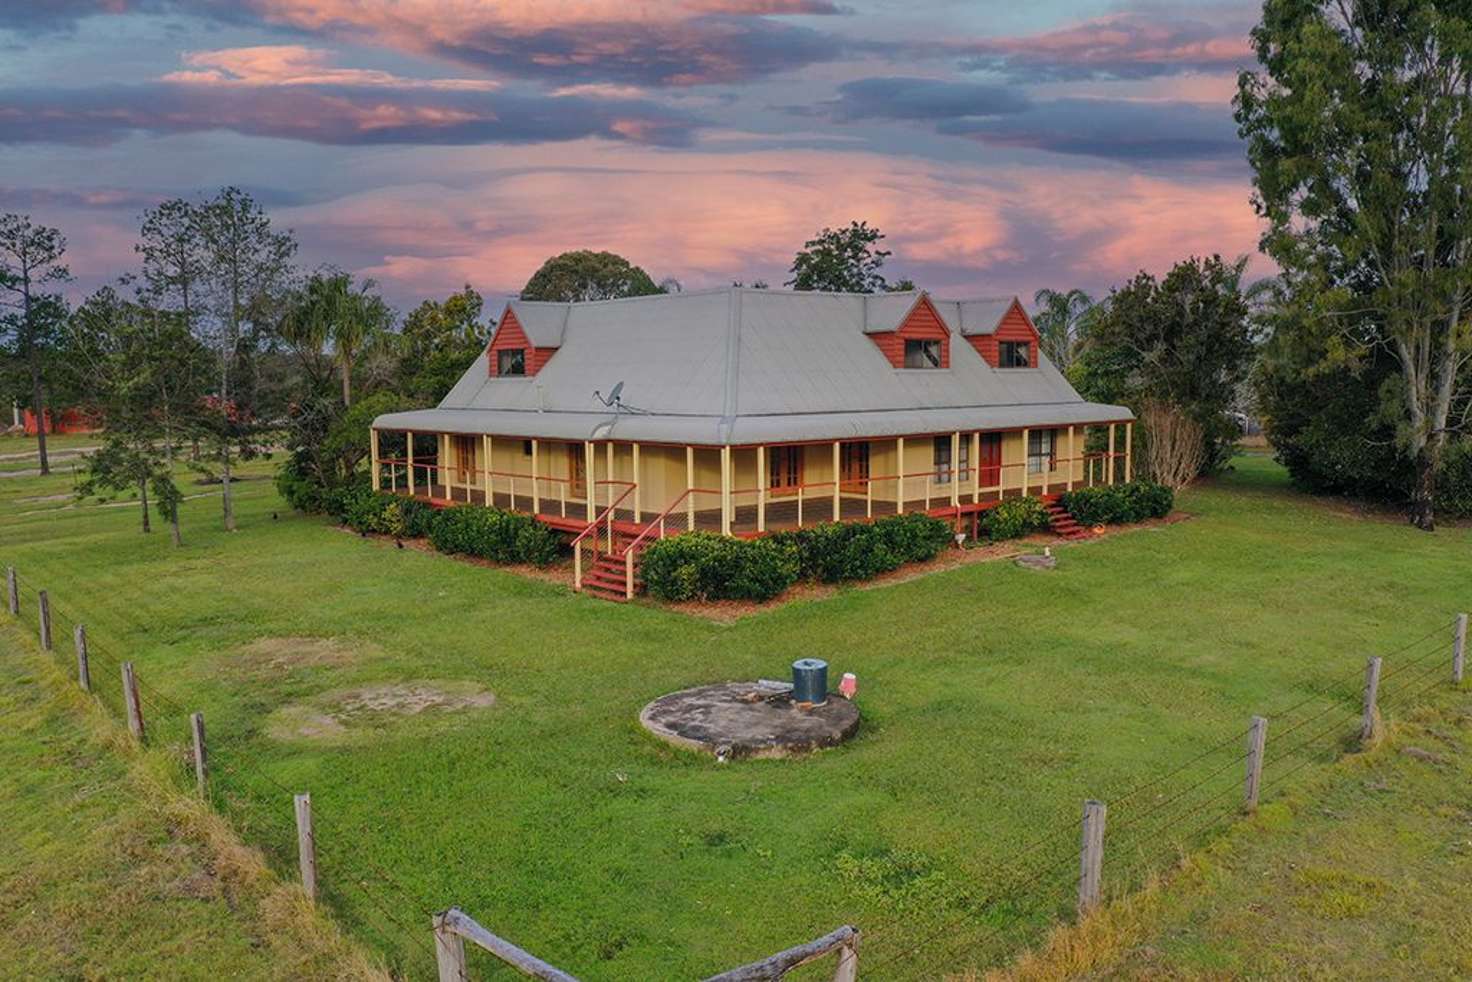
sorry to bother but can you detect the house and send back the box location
[371,287,1134,600]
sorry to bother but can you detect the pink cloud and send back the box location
[273,142,1264,304]
[961,6,1254,82]
[162,46,499,91]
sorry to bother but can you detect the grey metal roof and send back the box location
[500,300,570,347]
[376,286,1132,445]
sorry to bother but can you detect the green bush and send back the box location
[641,533,798,602]
[1440,441,1472,519]
[1058,481,1174,526]
[335,488,438,539]
[980,496,1050,541]
[768,512,953,583]
[428,505,562,565]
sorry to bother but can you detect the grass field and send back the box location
[998,690,1472,980]
[0,627,382,980]
[1,443,1467,980]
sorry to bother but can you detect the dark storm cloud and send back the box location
[940,98,1243,162]
[801,76,1032,122]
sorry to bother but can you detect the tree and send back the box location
[194,187,297,531]
[520,250,662,302]
[278,270,392,407]
[1070,255,1255,476]
[0,214,71,474]
[398,285,489,403]
[70,287,209,545]
[1237,0,1472,529]
[786,220,903,293]
[1031,288,1097,370]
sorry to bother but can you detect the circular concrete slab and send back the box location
[640,682,860,760]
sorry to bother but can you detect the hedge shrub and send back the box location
[643,512,954,600]
[979,496,1050,541]
[1058,481,1173,526]
[335,488,437,539]
[427,505,563,566]
[640,533,798,602]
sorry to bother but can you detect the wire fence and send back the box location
[2,556,1464,980]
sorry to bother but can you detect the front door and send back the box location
[452,435,476,485]
[568,445,587,499]
[839,441,870,492]
[769,446,802,496]
[979,433,1002,487]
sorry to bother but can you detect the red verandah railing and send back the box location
[571,481,636,591]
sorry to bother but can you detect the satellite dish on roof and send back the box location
[595,381,625,409]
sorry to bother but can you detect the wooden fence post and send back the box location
[190,712,207,797]
[1244,715,1267,812]
[295,792,317,902]
[1454,613,1468,684]
[38,589,52,650]
[5,566,16,616]
[1360,656,1382,745]
[74,623,90,691]
[1078,799,1106,916]
[121,661,144,742]
[833,931,860,982]
[433,910,469,982]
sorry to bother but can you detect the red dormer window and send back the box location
[971,299,1040,368]
[488,309,557,377]
[871,294,950,369]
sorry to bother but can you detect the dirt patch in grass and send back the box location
[224,636,371,677]
[265,681,496,744]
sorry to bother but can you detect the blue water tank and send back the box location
[792,658,828,705]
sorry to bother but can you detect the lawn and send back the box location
[1,450,1467,979]
[0,627,381,980]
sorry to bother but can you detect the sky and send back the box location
[0,0,1268,313]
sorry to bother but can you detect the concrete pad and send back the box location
[640,681,860,760]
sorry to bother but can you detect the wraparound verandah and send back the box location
[369,421,1135,538]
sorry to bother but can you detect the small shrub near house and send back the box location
[428,505,563,566]
[770,512,954,583]
[1059,481,1173,526]
[333,486,436,538]
[640,533,798,602]
[979,496,1051,541]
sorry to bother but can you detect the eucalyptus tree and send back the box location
[1237,0,1472,529]
[193,187,297,531]
[0,214,71,474]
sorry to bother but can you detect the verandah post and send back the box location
[758,445,767,532]
[1124,421,1134,482]
[585,441,596,522]
[369,427,380,492]
[1107,424,1117,485]
[895,437,905,514]
[971,431,981,504]
[1067,424,1076,492]
[686,445,695,531]
[1020,427,1030,499]
[530,439,540,516]
[950,432,960,508]
[832,441,841,522]
[482,434,491,507]
[406,432,416,496]
[632,442,640,523]
[720,445,732,536]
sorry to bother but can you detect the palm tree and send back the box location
[279,271,392,406]
[1032,287,1097,371]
